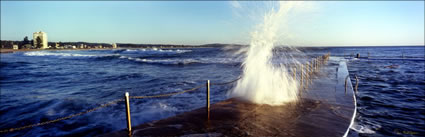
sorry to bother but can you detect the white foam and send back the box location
[136,102,178,119]
[24,51,98,57]
[24,51,119,58]
[125,49,137,52]
[350,122,376,134]
[152,49,191,53]
[230,2,302,105]
[120,55,199,65]
[157,102,176,111]
[139,59,199,65]
[123,48,192,54]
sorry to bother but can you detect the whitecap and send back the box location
[24,51,119,58]
[120,55,200,65]
[136,58,200,65]
[123,48,191,54]
[24,51,97,57]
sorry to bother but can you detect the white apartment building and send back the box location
[33,31,48,49]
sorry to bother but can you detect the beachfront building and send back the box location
[12,44,18,49]
[33,31,48,49]
[112,43,117,48]
[55,43,60,49]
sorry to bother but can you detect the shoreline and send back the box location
[0,48,105,54]
[0,46,208,54]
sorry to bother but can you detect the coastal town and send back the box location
[1,31,239,54]
[1,31,117,53]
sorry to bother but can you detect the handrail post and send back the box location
[311,60,314,74]
[306,63,309,87]
[305,63,308,80]
[124,92,132,135]
[309,61,312,74]
[316,58,320,71]
[206,80,210,121]
[316,58,318,71]
[300,64,303,90]
[344,76,349,94]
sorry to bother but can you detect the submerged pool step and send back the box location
[99,58,356,137]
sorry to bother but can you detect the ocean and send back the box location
[0,46,424,137]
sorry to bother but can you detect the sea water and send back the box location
[0,46,424,136]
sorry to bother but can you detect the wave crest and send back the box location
[120,56,200,65]
[123,48,192,54]
[24,51,119,58]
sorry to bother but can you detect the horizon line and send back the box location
[1,39,424,47]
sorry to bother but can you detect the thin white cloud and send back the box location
[230,1,242,9]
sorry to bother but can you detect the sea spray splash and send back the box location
[230,2,301,105]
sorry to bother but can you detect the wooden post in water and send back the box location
[206,80,210,121]
[124,92,132,135]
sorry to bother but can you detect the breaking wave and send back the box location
[23,51,119,58]
[24,48,191,58]
[120,56,200,65]
[119,55,242,65]
[122,48,192,54]
[22,49,240,65]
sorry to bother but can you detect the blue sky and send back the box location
[1,1,424,46]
